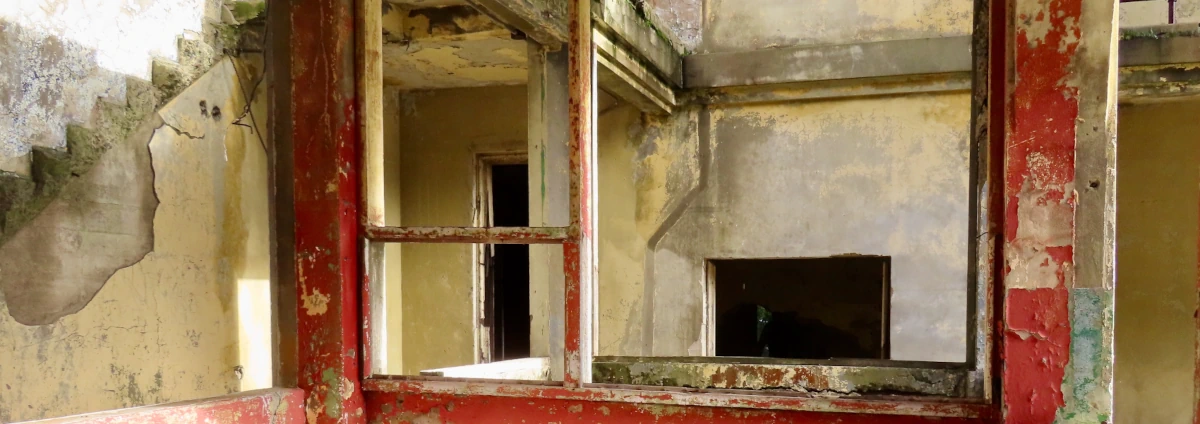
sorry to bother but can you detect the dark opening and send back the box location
[486,164,530,361]
[713,257,891,360]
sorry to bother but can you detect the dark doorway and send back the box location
[712,257,891,360]
[486,164,530,361]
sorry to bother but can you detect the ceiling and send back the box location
[382,3,528,90]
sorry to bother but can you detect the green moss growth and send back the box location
[0,173,36,239]
[1120,27,1200,40]
[230,1,267,22]
[216,24,245,52]
[621,0,685,54]
[0,76,156,246]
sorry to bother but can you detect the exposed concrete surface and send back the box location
[1179,0,1200,24]
[684,36,972,88]
[1120,0,1170,28]
[0,77,159,325]
[700,0,972,54]
[1114,99,1200,424]
[641,0,702,52]
[381,5,528,89]
[0,57,271,421]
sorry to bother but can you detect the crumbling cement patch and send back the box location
[0,77,161,325]
[0,54,247,325]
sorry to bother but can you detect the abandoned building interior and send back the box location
[2,0,1200,422]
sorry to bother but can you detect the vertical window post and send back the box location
[565,0,595,388]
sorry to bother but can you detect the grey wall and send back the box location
[700,0,973,53]
[643,93,973,362]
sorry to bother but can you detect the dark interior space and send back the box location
[713,257,891,360]
[487,164,531,361]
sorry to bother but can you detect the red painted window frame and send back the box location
[346,0,1002,420]
[282,0,1114,421]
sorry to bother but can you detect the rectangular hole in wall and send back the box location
[712,257,891,360]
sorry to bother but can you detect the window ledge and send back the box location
[362,377,995,419]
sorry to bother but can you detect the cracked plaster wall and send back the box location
[0,0,272,414]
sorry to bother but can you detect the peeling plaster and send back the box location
[0,77,160,326]
[382,32,528,90]
[381,6,528,90]
[0,56,271,421]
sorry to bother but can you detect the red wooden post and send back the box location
[1001,0,1117,422]
[564,0,595,388]
[288,0,367,421]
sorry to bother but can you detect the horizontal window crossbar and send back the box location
[364,226,571,244]
[591,356,969,397]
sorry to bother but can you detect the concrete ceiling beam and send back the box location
[463,0,568,49]
[684,33,1200,105]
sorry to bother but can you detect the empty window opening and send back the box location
[485,164,531,361]
[712,257,891,360]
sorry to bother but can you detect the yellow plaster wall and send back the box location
[382,87,405,373]
[0,58,271,421]
[594,102,701,356]
[1114,99,1200,424]
[596,104,649,356]
[393,85,527,374]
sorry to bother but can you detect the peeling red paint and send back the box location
[364,226,568,243]
[361,379,995,419]
[363,391,992,423]
[289,0,366,421]
[1001,0,1083,422]
[1002,287,1070,422]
